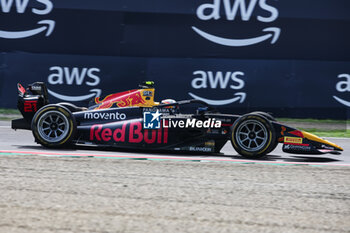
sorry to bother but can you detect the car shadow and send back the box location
[282,156,340,163]
[14,145,342,164]
[225,153,341,163]
[15,145,80,152]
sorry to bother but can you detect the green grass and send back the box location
[0,108,21,121]
[0,108,21,120]
[300,128,350,138]
[0,108,20,115]
[277,118,350,124]
[0,117,16,121]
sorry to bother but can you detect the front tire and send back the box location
[31,104,76,148]
[231,114,276,159]
[249,111,276,121]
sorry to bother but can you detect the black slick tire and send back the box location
[249,111,276,121]
[31,104,76,148]
[230,114,276,159]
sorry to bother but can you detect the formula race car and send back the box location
[12,81,343,159]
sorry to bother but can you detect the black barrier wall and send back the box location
[0,0,349,118]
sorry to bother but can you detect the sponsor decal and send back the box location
[284,137,303,144]
[283,144,311,151]
[143,110,162,129]
[205,140,215,146]
[192,0,280,47]
[23,100,37,112]
[90,122,168,144]
[84,111,126,120]
[163,118,221,128]
[143,107,175,115]
[333,73,350,107]
[188,70,246,105]
[94,90,146,110]
[189,146,213,152]
[47,66,101,101]
[0,0,55,39]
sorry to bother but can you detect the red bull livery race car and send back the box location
[12,81,343,159]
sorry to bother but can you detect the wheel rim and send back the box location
[235,119,268,152]
[37,111,69,143]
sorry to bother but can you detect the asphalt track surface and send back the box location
[1,121,350,232]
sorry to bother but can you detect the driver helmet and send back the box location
[161,99,176,104]
[161,99,176,108]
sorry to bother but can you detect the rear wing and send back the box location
[12,82,49,130]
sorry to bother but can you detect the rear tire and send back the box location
[31,104,76,148]
[231,114,276,159]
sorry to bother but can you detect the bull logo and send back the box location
[94,90,146,110]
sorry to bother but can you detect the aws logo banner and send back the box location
[188,70,246,105]
[47,66,102,102]
[0,0,55,39]
[192,0,280,47]
[333,74,350,107]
